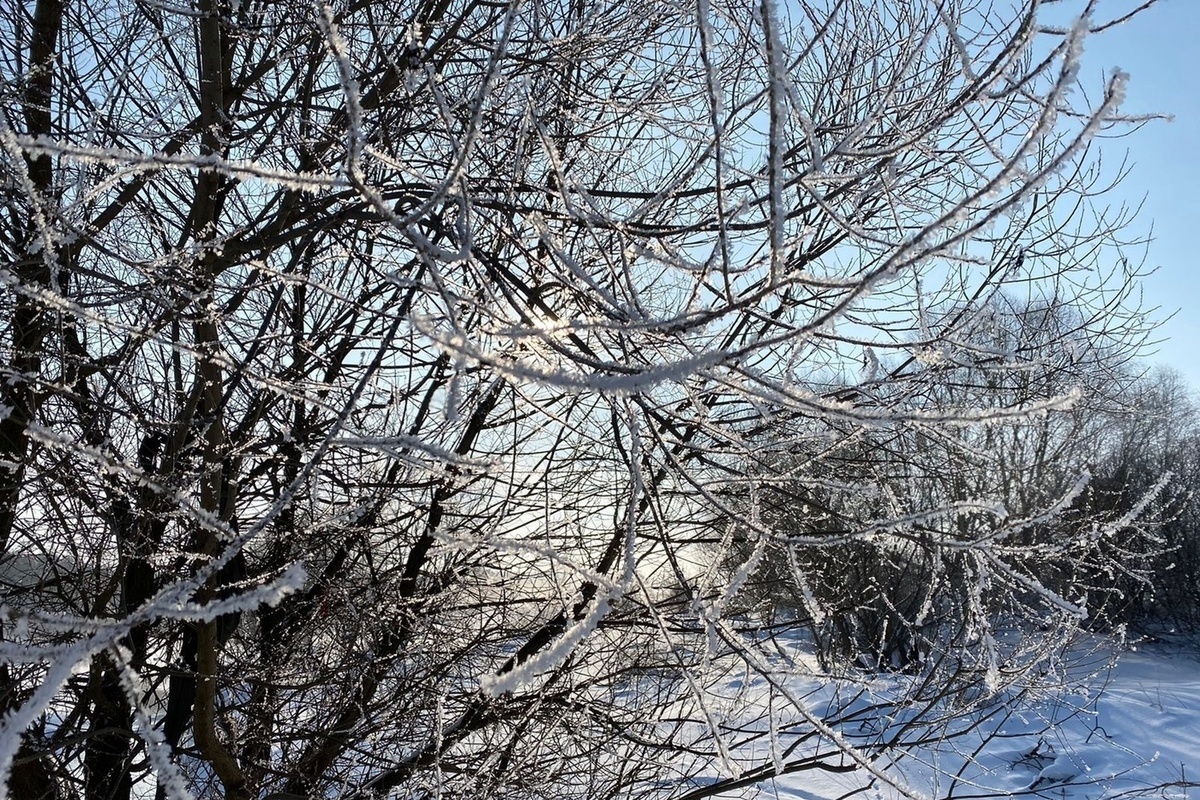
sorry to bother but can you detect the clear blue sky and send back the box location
[1068,0,1200,386]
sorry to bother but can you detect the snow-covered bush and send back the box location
[1084,368,1200,628]
[726,295,1166,672]
[0,0,1167,798]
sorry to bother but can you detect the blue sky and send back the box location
[1067,1,1200,386]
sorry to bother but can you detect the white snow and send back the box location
[692,633,1200,800]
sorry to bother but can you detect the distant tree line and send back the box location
[727,296,1200,673]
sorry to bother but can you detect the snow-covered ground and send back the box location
[699,635,1200,800]
[909,638,1200,800]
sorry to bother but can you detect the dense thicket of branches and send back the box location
[1088,368,1200,628]
[728,296,1174,672]
[734,350,1200,669]
[0,0,1165,798]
